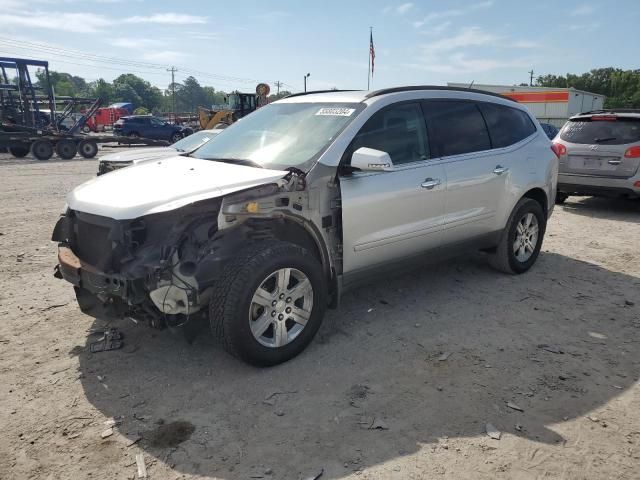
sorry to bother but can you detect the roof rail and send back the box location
[283,89,361,99]
[579,108,640,115]
[365,85,518,102]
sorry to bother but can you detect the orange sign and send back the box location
[501,91,569,103]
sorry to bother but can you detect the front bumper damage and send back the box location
[51,200,228,327]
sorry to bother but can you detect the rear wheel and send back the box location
[78,140,98,159]
[8,146,29,158]
[55,139,77,160]
[31,140,54,161]
[210,241,327,366]
[128,132,140,140]
[81,125,91,134]
[489,198,546,274]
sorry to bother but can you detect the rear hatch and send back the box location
[558,114,640,178]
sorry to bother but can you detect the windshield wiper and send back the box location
[206,157,264,169]
[594,137,616,143]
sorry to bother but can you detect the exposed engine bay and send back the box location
[51,168,333,329]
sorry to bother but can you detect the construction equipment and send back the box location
[198,83,270,130]
[0,57,170,160]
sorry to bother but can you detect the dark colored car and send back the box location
[113,116,192,143]
[540,122,559,140]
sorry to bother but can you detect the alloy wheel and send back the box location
[248,268,313,348]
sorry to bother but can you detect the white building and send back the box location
[447,83,605,127]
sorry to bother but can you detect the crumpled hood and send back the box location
[100,147,179,164]
[68,156,288,220]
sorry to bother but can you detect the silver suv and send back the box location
[554,109,640,202]
[52,86,558,366]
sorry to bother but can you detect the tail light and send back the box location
[551,142,567,159]
[591,115,617,121]
[624,146,640,158]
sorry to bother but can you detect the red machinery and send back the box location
[84,106,129,132]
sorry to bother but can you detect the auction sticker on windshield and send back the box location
[316,107,355,116]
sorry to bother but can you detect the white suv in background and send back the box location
[53,86,559,366]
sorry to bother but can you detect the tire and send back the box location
[55,139,77,160]
[30,140,54,161]
[170,132,182,143]
[128,132,140,139]
[209,241,327,366]
[81,126,91,134]
[555,193,568,204]
[8,146,29,158]
[489,198,546,274]
[78,140,98,159]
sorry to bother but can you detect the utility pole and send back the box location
[528,69,535,87]
[274,80,282,96]
[167,66,177,117]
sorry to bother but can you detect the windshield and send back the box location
[192,102,364,170]
[560,117,640,145]
[172,130,219,152]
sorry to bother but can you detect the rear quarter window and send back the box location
[423,100,491,157]
[479,103,537,148]
[560,117,640,145]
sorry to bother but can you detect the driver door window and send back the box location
[349,102,430,165]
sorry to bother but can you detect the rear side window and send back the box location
[423,101,490,157]
[560,117,640,145]
[479,103,537,148]
[349,102,429,165]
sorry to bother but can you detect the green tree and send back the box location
[268,90,292,102]
[536,68,640,108]
[112,74,162,110]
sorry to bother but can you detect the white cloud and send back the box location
[124,13,207,25]
[396,3,414,15]
[404,52,528,74]
[0,12,111,33]
[568,22,600,31]
[421,26,501,54]
[383,3,414,15]
[141,50,186,62]
[571,4,595,16]
[418,21,453,36]
[254,11,291,21]
[406,26,536,74]
[412,0,494,28]
[109,38,164,49]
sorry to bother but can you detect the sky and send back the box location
[1,0,639,93]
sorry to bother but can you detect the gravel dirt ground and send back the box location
[0,151,639,480]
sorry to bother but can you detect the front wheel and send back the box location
[489,198,546,274]
[210,241,327,366]
[170,132,182,143]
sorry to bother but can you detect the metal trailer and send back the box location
[447,83,606,128]
[0,57,169,160]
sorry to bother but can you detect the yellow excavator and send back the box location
[198,83,270,130]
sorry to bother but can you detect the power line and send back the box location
[0,36,297,90]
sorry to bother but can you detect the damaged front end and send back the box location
[51,170,315,329]
[52,196,234,328]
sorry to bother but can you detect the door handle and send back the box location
[420,178,441,189]
[608,159,621,165]
[493,165,509,175]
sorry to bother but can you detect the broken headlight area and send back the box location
[97,160,132,176]
[52,199,226,327]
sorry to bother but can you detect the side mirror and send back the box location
[350,147,394,172]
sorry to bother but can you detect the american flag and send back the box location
[369,30,375,77]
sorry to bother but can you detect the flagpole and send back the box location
[367,26,372,90]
